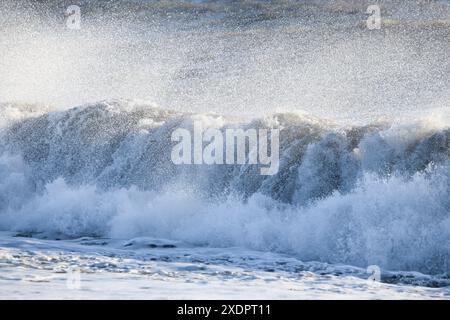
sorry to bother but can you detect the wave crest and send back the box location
[0,101,449,274]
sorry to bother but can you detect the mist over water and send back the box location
[1,0,450,122]
[1,1,450,275]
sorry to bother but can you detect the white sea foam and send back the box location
[0,101,449,275]
[1,1,450,281]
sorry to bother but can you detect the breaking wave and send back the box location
[0,101,449,275]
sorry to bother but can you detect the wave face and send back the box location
[0,101,449,275]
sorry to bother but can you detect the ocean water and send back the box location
[1,0,450,282]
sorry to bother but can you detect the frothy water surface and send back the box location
[1,1,450,277]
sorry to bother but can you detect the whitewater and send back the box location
[1,0,450,298]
